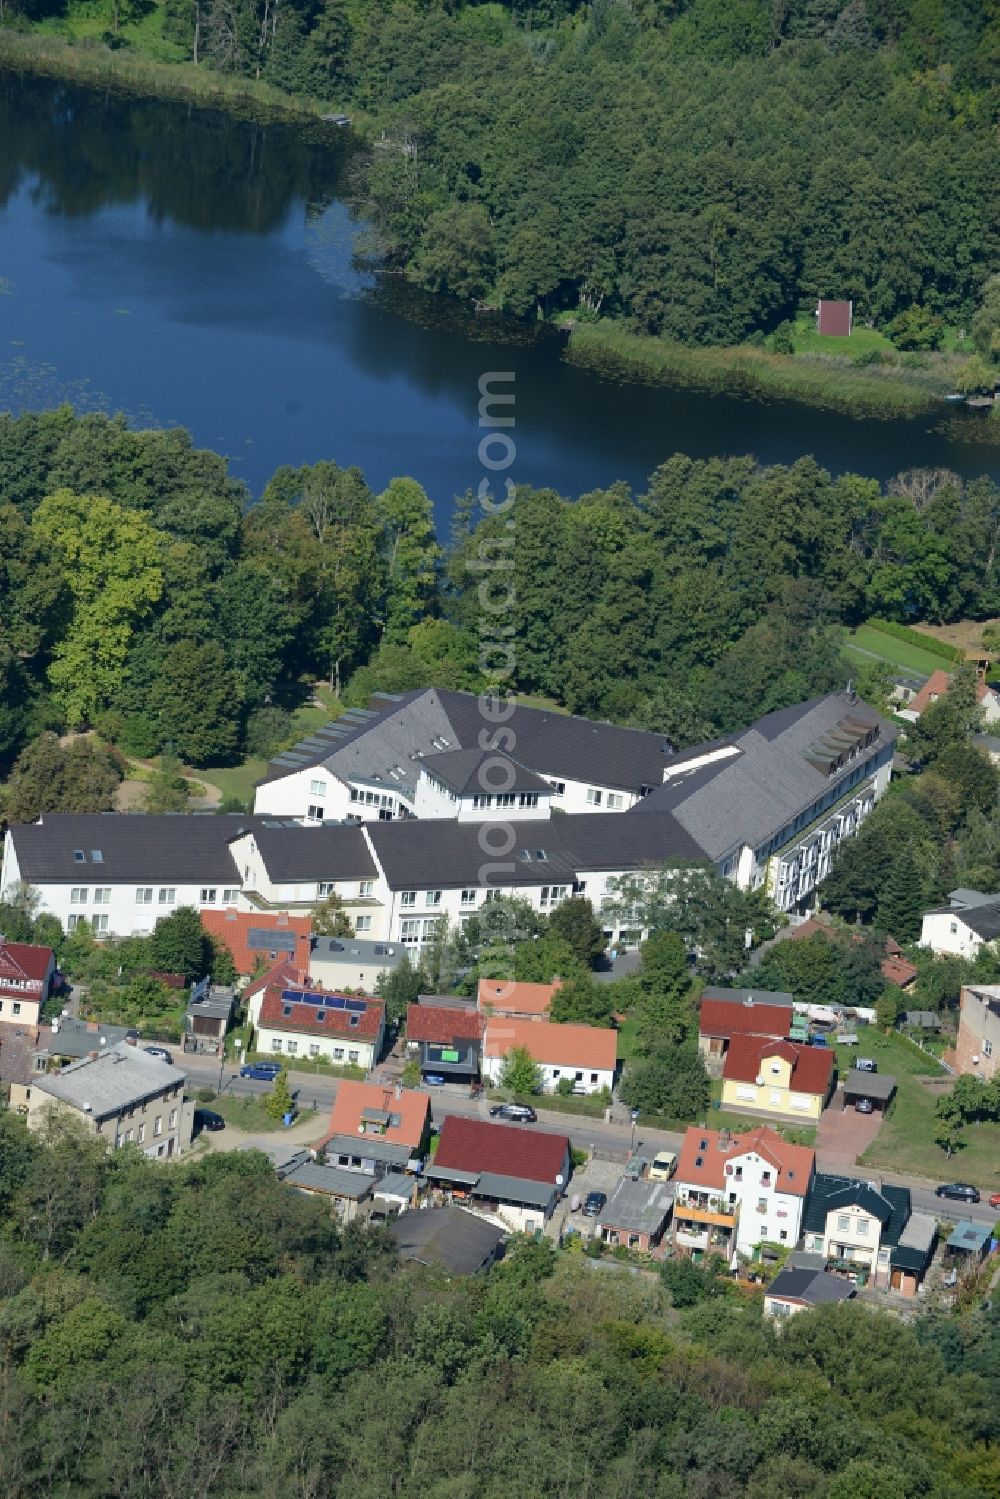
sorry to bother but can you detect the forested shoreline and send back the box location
[2,406,1000,796]
[1,0,999,408]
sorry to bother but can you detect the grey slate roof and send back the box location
[249,824,376,882]
[277,1155,376,1199]
[310,936,405,970]
[367,810,705,891]
[34,1042,185,1119]
[374,1171,416,1201]
[803,1172,910,1246]
[259,687,675,796]
[702,985,793,1008]
[766,1265,856,1306]
[956,902,1000,941]
[322,1134,414,1169]
[598,1177,674,1235]
[389,1205,505,1274]
[842,1070,896,1101]
[44,1016,132,1058]
[421,748,551,797]
[946,1220,991,1253]
[474,1172,556,1208]
[638,693,895,860]
[8,813,256,885]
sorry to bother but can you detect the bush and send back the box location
[118,715,160,758]
[244,706,295,760]
[868,619,962,662]
[555,1077,576,1096]
[196,1087,216,1104]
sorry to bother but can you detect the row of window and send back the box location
[349,789,396,809]
[270,1038,360,1062]
[401,885,569,912]
[318,880,375,899]
[586,789,625,808]
[471,792,540,809]
[115,1107,178,1147]
[68,886,238,907]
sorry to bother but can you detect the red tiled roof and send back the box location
[699,997,792,1042]
[483,1017,617,1071]
[722,1033,834,1096]
[323,1079,430,1147]
[434,1115,569,1186]
[406,1003,483,1044]
[882,953,918,987]
[909,668,992,718]
[202,910,312,977]
[0,940,53,986]
[477,978,561,1017]
[258,984,384,1039]
[788,919,917,987]
[675,1124,815,1196]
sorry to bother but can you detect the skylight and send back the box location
[73,850,85,862]
[91,850,103,862]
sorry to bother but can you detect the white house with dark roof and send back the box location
[920,888,1000,959]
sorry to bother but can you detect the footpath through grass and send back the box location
[844,622,951,677]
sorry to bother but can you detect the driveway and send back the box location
[816,1090,883,1170]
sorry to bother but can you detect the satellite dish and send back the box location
[555,1173,564,1186]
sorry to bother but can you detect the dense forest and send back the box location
[4,0,1000,355]
[2,408,1000,794]
[1,1114,999,1498]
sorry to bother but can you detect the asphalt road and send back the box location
[181,1053,1000,1228]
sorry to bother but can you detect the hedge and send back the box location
[868,619,963,663]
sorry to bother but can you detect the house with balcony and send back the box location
[672,1125,815,1264]
[0,939,56,1029]
[800,1173,935,1292]
[720,1035,835,1122]
[482,1016,617,1095]
[406,996,483,1083]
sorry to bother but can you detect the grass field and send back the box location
[790,316,896,358]
[214,1094,316,1133]
[845,622,947,677]
[192,694,341,808]
[848,1031,1000,1192]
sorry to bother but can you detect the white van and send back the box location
[648,1151,677,1181]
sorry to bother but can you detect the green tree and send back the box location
[265,1069,295,1121]
[934,1093,965,1158]
[310,893,354,938]
[378,955,425,1025]
[498,1046,544,1095]
[149,907,208,981]
[410,204,497,302]
[875,985,904,1032]
[376,477,442,644]
[618,1039,709,1119]
[547,896,606,968]
[143,752,189,814]
[877,851,926,943]
[1,733,123,823]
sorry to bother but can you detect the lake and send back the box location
[1,67,997,533]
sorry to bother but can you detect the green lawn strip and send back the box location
[847,623,947,677]
[213,1093,317,1133]
[494,1090,609,1119]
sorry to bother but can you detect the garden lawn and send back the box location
[852,1030,1000,1192]
[214,1094,316,1133]
[790,317,895,358]
[845,623,948,677]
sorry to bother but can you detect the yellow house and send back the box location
[720,1035,833,1122]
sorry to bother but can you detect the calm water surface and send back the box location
[1,69,997,530]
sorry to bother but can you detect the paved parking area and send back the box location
[816,1091,884,1169]
[548,1158,626,1241]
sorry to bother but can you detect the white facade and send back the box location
[413,768,551,823]
[229,832,378,915]
[482,1054,614,1096]
[722,1148,810,1258]
[920,909,988,959]
[256,1022,380,1070]
[254,765,410,824]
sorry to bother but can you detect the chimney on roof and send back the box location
[87,1050,99,1060]
[718,1129,731,1150]
[743,996,754,1007]
[395,1082,402,1100]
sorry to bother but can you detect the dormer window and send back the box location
[73,850,85,863]
[91,850,103,862]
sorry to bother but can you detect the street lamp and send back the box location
[630,1106,640,1155]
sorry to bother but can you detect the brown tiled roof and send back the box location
[258,984,383,1039]
[0,940,53,986]
[323,1080,430,1147]
[434,1115,569,1186]
[722,1034,834,1096]
[406,1003,483,1044]
[675,1124,814,1196]
[699,996,792,1042]
[482,1017,617,1071]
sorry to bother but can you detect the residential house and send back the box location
[482,1016,617,1095]
[26,1041,191,1158]
[201,909,312,976]
[406,997,483,1082]
[801,1173,935,1292]
[672,1125,815,1264]
[318,1078,431,1156]
[720,1035,834,1122]
[951,984,1000,1081]
[320,1133,417,1179]
[389,1205,505,1274]
[424,1115,571,1233]
[183,979,236,1055]
[698,987,794,1065]
[0,1023,46,1112]
[0,939,56,1028]
[921,889,1000,960]
[40,1014,133,1063]
[477,977,561,1020]
[254,977,385,1070]
[596,1177,673,1252]
[764,1253,857,1318]
[276,1150,376,1222]
[228,822,378,920]
[308,935,406,992]
[900,668,1000,725]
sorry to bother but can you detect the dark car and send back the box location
[855,1097,875,1114]
[195,1108,225,1132]
[935,1182,981,1203]
[489,1103,537,1123]
[240,1061,283,1081]
[583,1191,607,1217]
[144,1046,173,1064]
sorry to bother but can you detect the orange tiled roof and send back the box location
[675,1124,814,1196]
[477,978,561,1017]
[482,1016,616,1071]
[201,910,312,977]
[323,1079,430,1147]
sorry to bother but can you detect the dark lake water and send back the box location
[1,68,997,531]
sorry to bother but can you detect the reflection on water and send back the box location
[1,65,997,526]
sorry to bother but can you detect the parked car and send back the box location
[855,1097,875,1114]
[143,1046,173,1064]
[583,1191,607,1216]
[489,1103,537,1122]
[855,1057,878,1073]
[648,1151,677,1181]
[935,1182,981,1203]
[423,1073,446,1086]
[195,1108,225,1132]
[989,1192,1000,1209]
[240,1061,283,1081]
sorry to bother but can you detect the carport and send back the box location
[842,1069,896,1113]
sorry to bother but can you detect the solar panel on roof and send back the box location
[346,997,367,1013]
